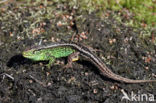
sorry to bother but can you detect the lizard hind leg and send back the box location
[63,52,80,69]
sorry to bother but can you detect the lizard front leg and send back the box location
[47,57,56,69]
[45,53,56,69]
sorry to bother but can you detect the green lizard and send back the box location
[22,42,156,83]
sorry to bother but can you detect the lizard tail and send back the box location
[105,71,156,83]
[100,65,156,83]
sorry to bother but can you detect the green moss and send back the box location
[62,0,155,28]
[0,0,155,41]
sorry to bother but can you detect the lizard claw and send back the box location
[63,64,73,69]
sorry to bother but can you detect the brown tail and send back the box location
[98,62,156,83]
[107,72,156,83]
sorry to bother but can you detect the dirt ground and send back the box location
[0,2,156,103]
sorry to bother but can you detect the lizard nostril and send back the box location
[22,52,26,56]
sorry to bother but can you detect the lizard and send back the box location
[22,42,156,83]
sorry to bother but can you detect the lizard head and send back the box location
[22,49,45,61]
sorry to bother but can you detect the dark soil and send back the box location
[0,2,156,103]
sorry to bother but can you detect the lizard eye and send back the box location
[33,51,39,54]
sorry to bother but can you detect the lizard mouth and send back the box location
[22,51,31,57]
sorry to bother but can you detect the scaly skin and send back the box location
[23,46,75,68]
[22,42,156,83]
